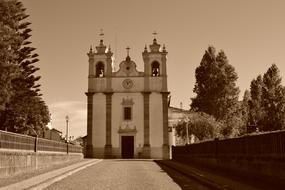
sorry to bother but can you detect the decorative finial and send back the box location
[99,29,104,46]
[126,46,131,61]
[152,31,158,44]
[152,31,158,39]
[163,44,166,52]
[126,46,130,56]
[88,45,93,56]
[99,29,104,37]
[144,45,147,52]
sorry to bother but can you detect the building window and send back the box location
[151,61,160,76]
[96,62,104,77]
[124,107,132,120]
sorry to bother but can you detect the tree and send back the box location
[219,102,246,137]
[215,51,240,120]
[175,112,222,142]
[248,75,264,130]
[4,95,49,135]
[191,46,242,137]
[0,0,21,113]
[261,64,285,131]
[241,89,251,126]
[0,0,50,134]
[191,47,240,120]
[191,46,219,117]
[0,61,18,112]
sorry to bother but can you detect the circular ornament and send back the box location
[122,79,134,89]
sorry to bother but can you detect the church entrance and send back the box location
[121,136,134,158]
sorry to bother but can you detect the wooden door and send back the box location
[121,136,134,158]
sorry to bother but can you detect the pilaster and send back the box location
[104,92,113,158]
[161,91,170,159]
[87,47,95,77]
[85,92,95,158]
[142,91,151,158]
[106,51,113,91]
[143,49,150,91]
[161,55,168,91]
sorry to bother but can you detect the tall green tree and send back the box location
[191,46,218,117]
[191,46,241,137]
[220,101,247,137]
[248,75,264,128]
[191,47,240,120]
[0,0,50,135]
[242,90,250,123]
[261,64,285,131]
[0,0,21,112]
[215,51,240,119]
[238,89,251,132]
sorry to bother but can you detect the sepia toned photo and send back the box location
[1,0,285,189]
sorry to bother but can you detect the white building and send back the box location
[85,36,169,159]
[168,106,192,146]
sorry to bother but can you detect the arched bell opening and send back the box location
[95,62,105,77]
[151,61,160,76]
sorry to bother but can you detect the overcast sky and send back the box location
[23,0,285,138]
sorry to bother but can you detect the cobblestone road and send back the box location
[45,159,182,190]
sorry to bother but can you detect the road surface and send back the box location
[45,159,206,190]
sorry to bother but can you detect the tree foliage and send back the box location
[191,46,243,137]
[191,46,219,117]
[248,75,264,127]
[261,64,285,131]
[245,64,285,132]
[0,0,50,135]
[241,90,250,125]
[175,112,222,142]
[219,102,246,137]
[0,0,21,110]
[191,46,240,120]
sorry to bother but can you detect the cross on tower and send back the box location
[99,29,104,37]
[152,31,158,39]
[126,46,130,56]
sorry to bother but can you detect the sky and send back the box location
[22,0,285,138]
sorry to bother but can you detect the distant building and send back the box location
[73,135,87,156]
[168,106,191,146]
[43,128,63,142]
[86,35,169,159]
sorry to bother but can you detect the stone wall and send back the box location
[0,130,83,177]
[172,130,285,184]
[0,150,83,177]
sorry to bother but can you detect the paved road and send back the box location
[45,159,183,190]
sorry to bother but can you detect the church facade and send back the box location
[85,36,169,159]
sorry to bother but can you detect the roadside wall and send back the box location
[172,130,285,183]
[0,130,83,177]
[0,151,83,177]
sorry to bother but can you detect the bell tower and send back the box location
[86,32,113,158]
[142,33,169,159]
[87,32,113,92]
[142,34,168,92]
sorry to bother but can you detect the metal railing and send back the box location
[0,130,82,153]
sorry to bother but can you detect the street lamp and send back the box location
[65,115,69,154]
[184,117,190,145]
[65,115,69,142]
[27,125,38,152]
